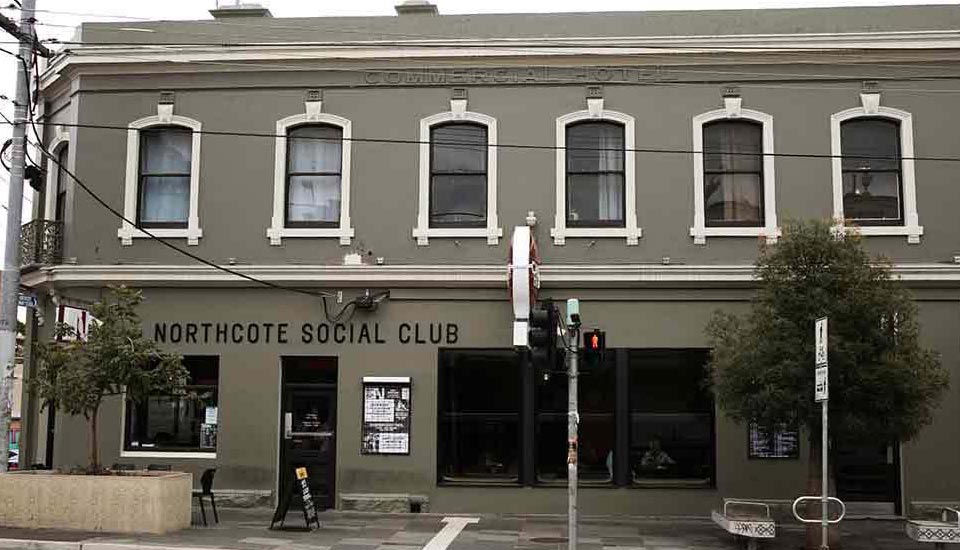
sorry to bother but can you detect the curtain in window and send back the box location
[840,118,902,224]
[566,122,624,226]
[286,125,342,226]
[138,128,192,226]
[702,121,763,226]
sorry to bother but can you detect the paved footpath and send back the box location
[0,509,933,550]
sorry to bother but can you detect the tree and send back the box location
[32,286,188,472]
[707,220,947,547]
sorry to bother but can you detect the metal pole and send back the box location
[567,324,579,550]
[821,399,829,550]
[0,0,35,473]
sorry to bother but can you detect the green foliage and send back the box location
[31,286,187,470]
[707,220,948,446]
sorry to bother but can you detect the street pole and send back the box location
[566,300,580,550]
[821,395,829,550]
[0,0,36,473]
[814,317,830,550]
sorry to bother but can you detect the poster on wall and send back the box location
[361,376,411,455]
[749,422,799,459]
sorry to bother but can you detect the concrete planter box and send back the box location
[0,470,191,534]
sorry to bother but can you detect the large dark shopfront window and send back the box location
[437,348,714,487]
[438,350,521,483]
[124,356,219,453]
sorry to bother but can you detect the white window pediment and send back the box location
[267,99,355,245]
[413,98,502,246]
[551,98,640,246]
[690,96,779,245]
[830,93,922,244]
[118,104,203,246]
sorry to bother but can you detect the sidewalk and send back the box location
[0,508,932,550]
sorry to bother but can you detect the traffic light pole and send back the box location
[567,320,579,550]
[0,0,36,473]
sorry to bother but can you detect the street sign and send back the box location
[815,366,829,402]
[17,293,36,309]
[815,317,828,366]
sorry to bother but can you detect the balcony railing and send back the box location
[20,219,63,269]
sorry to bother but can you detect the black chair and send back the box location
[192,468,218,526]
[147,464,172,471]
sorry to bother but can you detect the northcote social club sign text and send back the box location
[152,321,459,346]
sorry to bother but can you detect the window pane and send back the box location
[842,171,902,223]
[140,129,191,175]
[537,354,615,482]
[125,357,219,452]
[287,175,341,224]
[55,146,68,222]
[567,122,624,173]
[438,350,521,482]
[430,174,486,226]
[841,119,900,172]
[432,124,487,173]
[567,173,624,225]
[703,121,762,173]
[288,126,342,174]
[629,350,713,483]
[704,173,763,226]
[139,175,189,224]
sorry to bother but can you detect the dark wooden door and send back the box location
[280,388,337,510]
[836,441,900,512]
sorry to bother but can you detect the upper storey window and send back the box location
[830,92,921,244]
[430,123,488,228]
[839,118,902,225]
[138,127,192,228]
[702,120,763,227]
[54,144,68,222]
[565,121,625,228]
[267,95,354,246]
[551,97,639,246]
[285,125,343,228]
[119,101,203,246]
[690,96,778,245]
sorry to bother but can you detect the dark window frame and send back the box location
[702,120,765,228]
[428,122,488,229]
[284,123,343,229]
[123,356,219,454]
[840,117,905,227]
[565,121,626,228]
[54,144,68,223]
[136,126,192,229]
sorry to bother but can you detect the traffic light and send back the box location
[583,329,605,369]
[528,301,558,368]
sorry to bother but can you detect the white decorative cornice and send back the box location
[20,263,960,290]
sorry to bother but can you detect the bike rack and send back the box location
[792,496,846,524]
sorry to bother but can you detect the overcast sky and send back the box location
[0,0,954,258]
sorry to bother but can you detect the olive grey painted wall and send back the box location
[42,287,959,515]
[60,67,960,268]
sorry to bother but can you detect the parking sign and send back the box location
[815,317,828,366]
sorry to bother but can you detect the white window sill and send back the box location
[412,226,503,246]
[690,226,781,245]
[550,226,641,246]
[839,224,923,244]
[118,226,203,246]
[267,226,355,246]
[121,450,216,459]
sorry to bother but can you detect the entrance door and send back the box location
[836,441,900,514]
[279,357,337,511]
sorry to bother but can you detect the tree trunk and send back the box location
[806,437,841,549]
[88,405,100,472]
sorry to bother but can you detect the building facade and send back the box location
[17,2,960,516]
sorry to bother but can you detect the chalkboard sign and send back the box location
[361,376,411,455]
[749,423,799,459]
[269,466,321,531]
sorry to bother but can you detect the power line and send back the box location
[9,119,960,164]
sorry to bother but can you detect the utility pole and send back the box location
[566,299,581,550]
[0,0,37,473]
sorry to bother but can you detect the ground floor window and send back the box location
[124,356,219,453]
[437,347,714,487]
[438,350,521,483]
